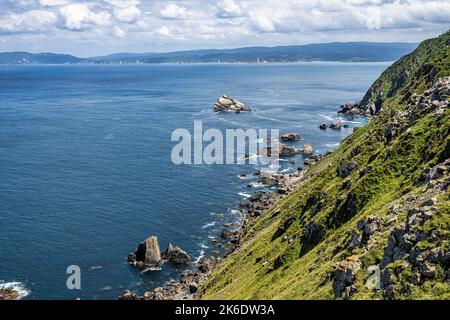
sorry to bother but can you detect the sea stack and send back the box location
[213,95,252,112]
[129,235,162,268]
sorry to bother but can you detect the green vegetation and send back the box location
[200,31,450,300]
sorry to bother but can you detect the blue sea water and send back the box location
[0,62,388,299]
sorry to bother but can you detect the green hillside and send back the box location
[200,31,450,300]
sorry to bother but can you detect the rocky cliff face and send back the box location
[200,31,450,300]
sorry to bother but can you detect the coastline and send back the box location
[119,150,331,300]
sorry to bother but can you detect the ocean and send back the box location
[0,62,388,299]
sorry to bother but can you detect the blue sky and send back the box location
[0,0,449,57]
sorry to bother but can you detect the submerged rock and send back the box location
[213,95,252,112]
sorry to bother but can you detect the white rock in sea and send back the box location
[213,95,252,112]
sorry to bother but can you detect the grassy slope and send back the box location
[200,31,450,300]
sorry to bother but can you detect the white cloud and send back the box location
[59,3,111,30]
[156,25,172,37]
[113,5,141,23]
[159,3,187,19]
[216,0,242,18]
[0,10,57,34]
[38,0,69,7]
[112,25,125,38]
[0,0,449,55]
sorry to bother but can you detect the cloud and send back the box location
[113,5,141,23]
[156,25,172,37]
[0,10,57,34]
[216,0,242,18]
[159,4,187,19]
[0,0,449,55]
[38,0,68,7]
[59,3,111,30]
[112,25,125,38]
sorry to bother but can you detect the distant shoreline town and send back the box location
[0,41,417,65]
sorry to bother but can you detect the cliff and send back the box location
[200,31,450,300]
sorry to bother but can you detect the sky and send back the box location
[0,0,449,57]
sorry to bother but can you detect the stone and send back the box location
[166,243,190,265]
[279,133,301,142]
[135,236,162,267]
[384,123,395,141]
[301,144,314,156]
[239,201,251,207]
[303,222,324,245]
[118,289,138,300]
[189,283,198,294]
[213,95,252,112]
[0,288,21,300]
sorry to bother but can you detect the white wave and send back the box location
[90,265,103,271]
[247,182,264,188]
[141,267,162,273]
[202,221,217,229]
[0,281,30,300]
[195,250,205,263]
[99,286,112,291]
[199,243,209,249]
[341,120,363,124]
[325,143,340,148]
[319,114,335,121]
[229,209,241,215]
[238,192,252,198]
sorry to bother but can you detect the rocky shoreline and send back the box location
[119,139,326,300]
[119,96,369,300]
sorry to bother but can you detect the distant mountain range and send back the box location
[0,42,418,65]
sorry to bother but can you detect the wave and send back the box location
[319,114,335,121]
[229,209,241,215]
[0,281,30,300]
[325,143,340,148]
[202,221,217,229]
[141,267,162,273]
[195,250,205,263]
[238,192,252,198]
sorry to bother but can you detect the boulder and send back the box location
[329,120,343,130]
[0,288,21,300]
[213,95,252,112]
[303,222,325,245]
[301,144,314,156]
[280,145,301,157]
[332,256,361,299]
[118,289,139,300]
[134,236,162,267]
[279,133,301,142]
[384,123,395,141]
[165,243,190,265]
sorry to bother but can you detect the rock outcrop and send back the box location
[213,95,252,112]
[165,243,190,264]
[279,133,301,142]
[332,256,361,299]
[300,144,314,156]
[119,257,218,300]
[0,288,20,300]
[128,236,190,268]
